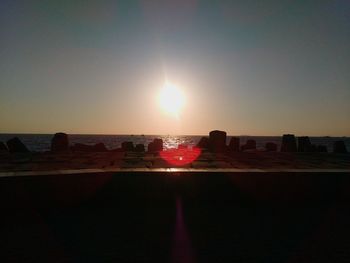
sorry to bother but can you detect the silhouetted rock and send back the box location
[135,144,145,152]
[209,130,227,152]
[308,144,318,152]
[6,137,29,153]
[298,136,312,152]
[121,141,134,152]
[281,134,297,152]
[93,143,108,152]
[153,139,163,151]
[110,147,124,152]
[71,143,107,152]
[228,137,240,152]
[0,142,8,152]
[148,142,155,152]
[317,145,328,153]
[265,142,277,152]
[196,137,210,149]
[148,138,163,152]
[71,143,90,152]
[333,141,347,153]
[241,140,256,151]
[51,132,69,152]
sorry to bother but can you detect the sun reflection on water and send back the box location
[161,135,195,149]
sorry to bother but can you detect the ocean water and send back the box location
[0,134,349,152]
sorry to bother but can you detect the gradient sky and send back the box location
[1,0,349,136]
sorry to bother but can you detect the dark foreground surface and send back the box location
[1,172,350,262]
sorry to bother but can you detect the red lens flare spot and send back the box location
[160,147,201,166]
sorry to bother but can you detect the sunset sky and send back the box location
[1,0,349,136]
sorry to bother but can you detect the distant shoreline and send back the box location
[0,133,348,137]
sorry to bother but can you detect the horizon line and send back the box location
[0,132,349,137]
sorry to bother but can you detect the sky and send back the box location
[0,0,349,136]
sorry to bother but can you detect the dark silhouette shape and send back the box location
[298,136,312,152]
[333,141,348,153]
[2,171,349,262]
[121,141,134,152]
[148,142,155,152]
[317,145,328,153]
[196,137,210,149]
[110,147,124,152]
[228,137,240,152]
[0,142,8,152]
[51,132,69,152]
[281,134,297,152]
[241,139,256,151]
[265,142,277,152]
[209,130,227,153]
[93,143,108,152]
[309,144,318,152]
[148,138,163,152]
[71,143,108,152]
[135,144,145,152]
[70,143,89,152]
[6,137,29,153]
[154,138,163,151]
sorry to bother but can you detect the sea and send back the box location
[0,134,349,152]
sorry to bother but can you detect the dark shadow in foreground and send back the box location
[1,172,350,262]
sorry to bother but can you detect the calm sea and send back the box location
[0,134,349,152]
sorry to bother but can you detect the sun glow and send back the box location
[159,83,185,118]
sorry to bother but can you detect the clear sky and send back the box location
[1,0,349,136]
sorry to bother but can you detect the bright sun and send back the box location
[159,83,185,117]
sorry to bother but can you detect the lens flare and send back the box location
[160,147,201,166]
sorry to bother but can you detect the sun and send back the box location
[159,82,185,117]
